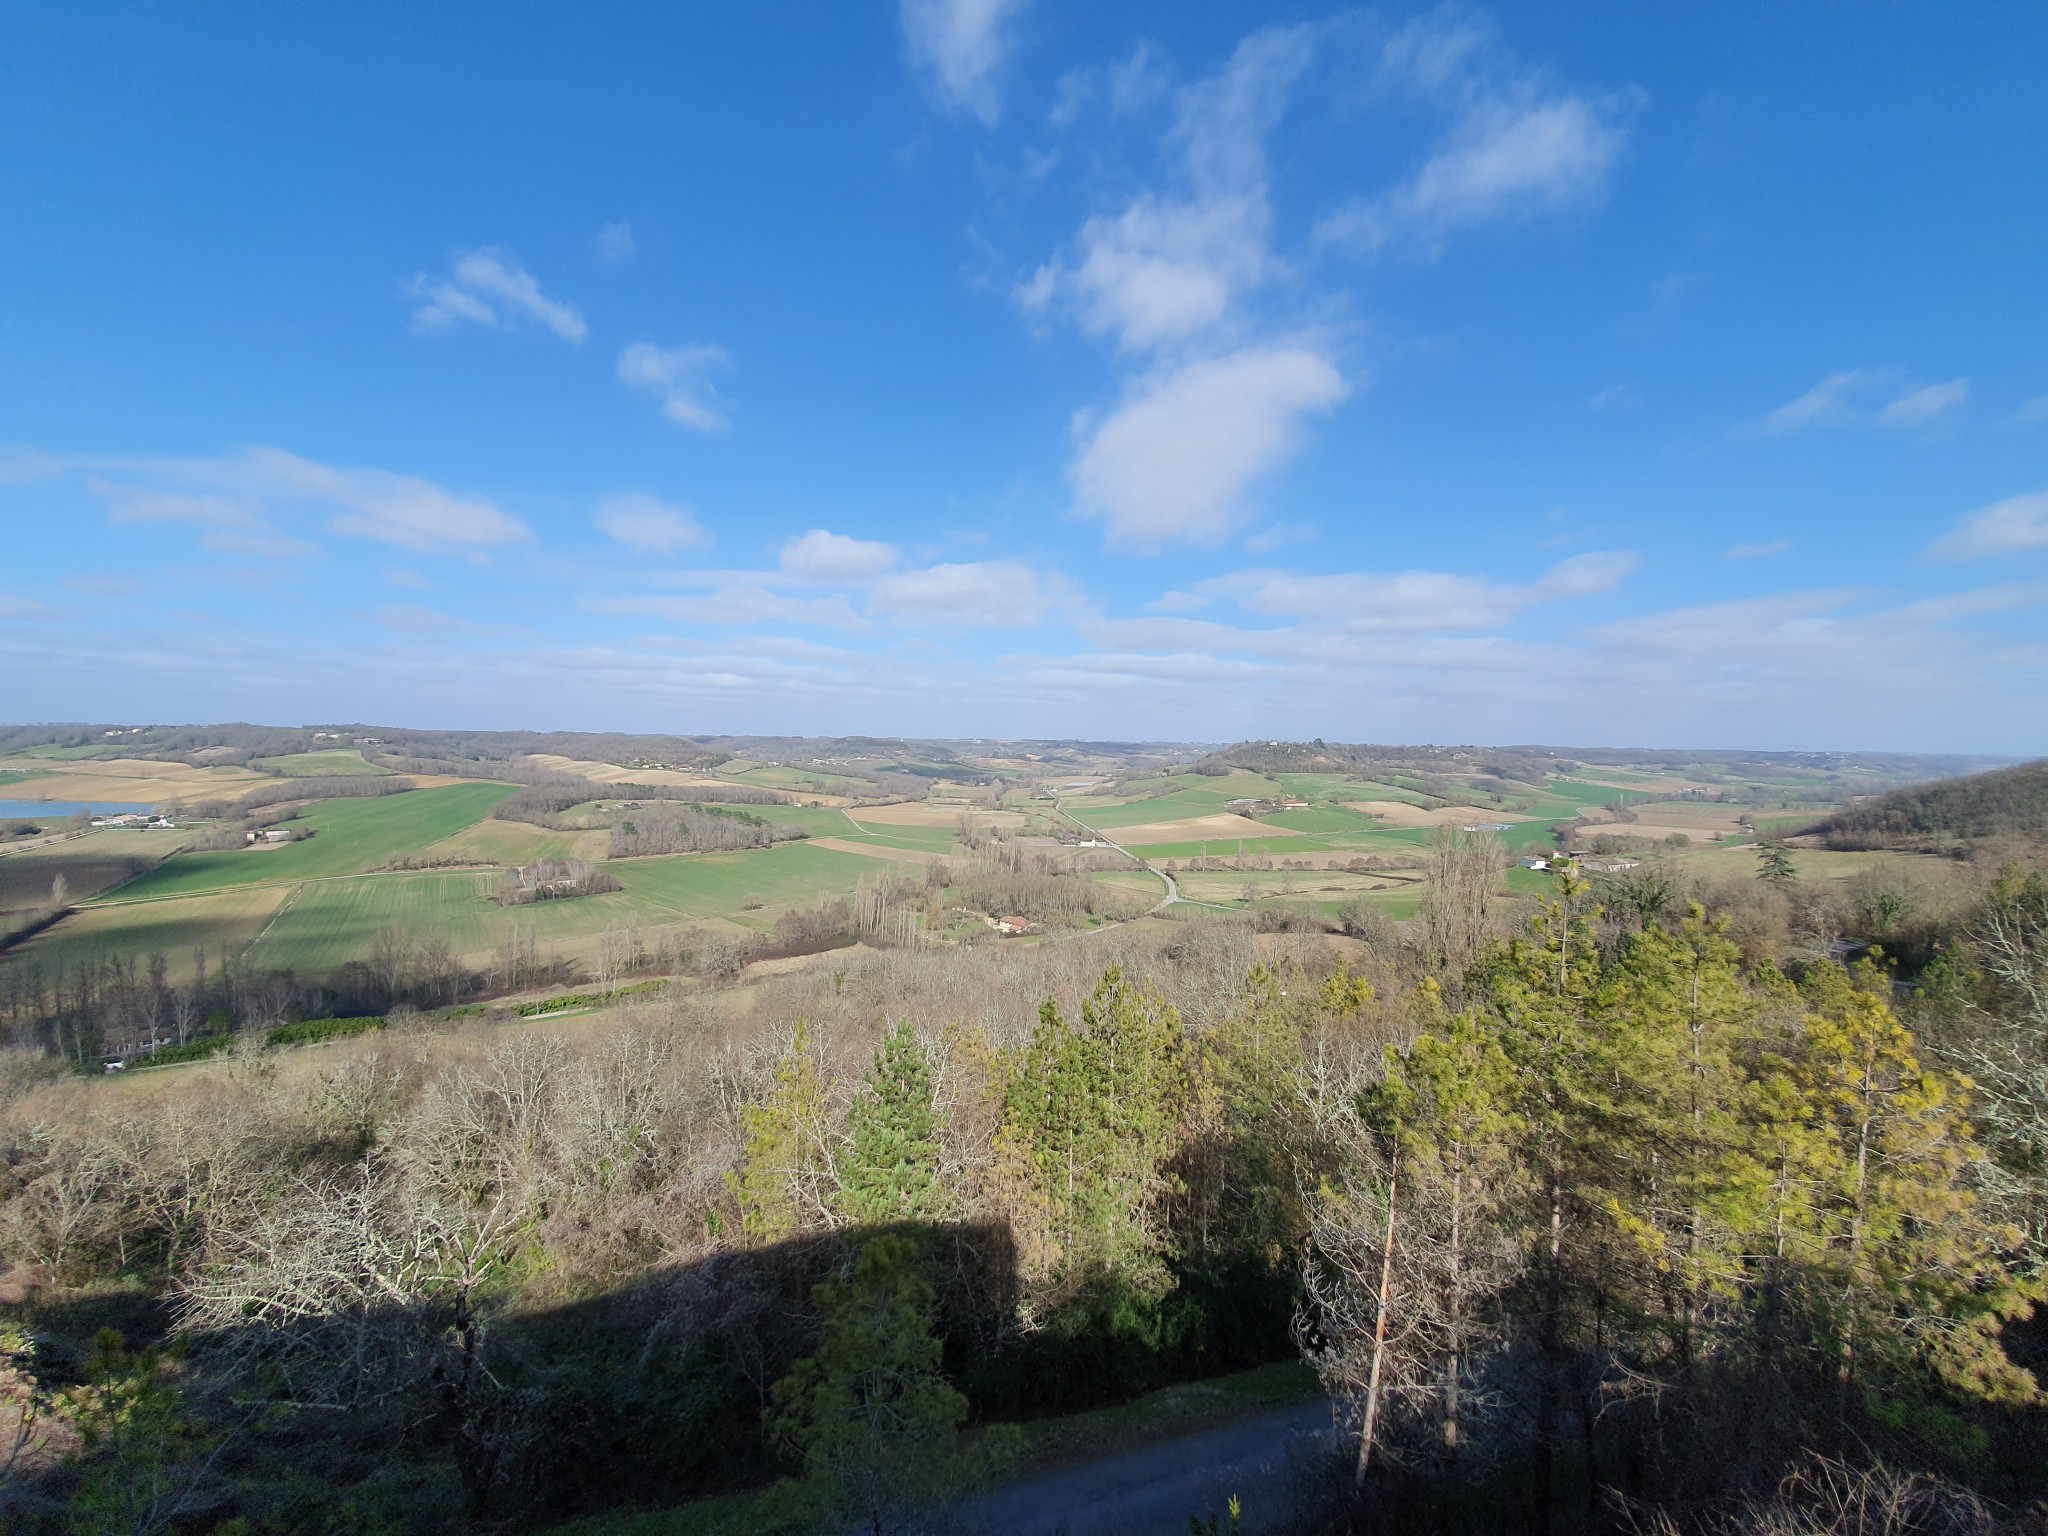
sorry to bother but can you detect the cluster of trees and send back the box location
[607,803,806,857]
[498,859,623,906]
[1824,759,2048,851]
[1309,880,2042,1531]
[489,777,780,829]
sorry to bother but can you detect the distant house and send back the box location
[1226,797,1262,807]
[1519,855,1551,870]
[92,813,149,828]
[995,915,1032,935]
[1461,821,1514,833]
[1280,799,1309,810]
[1581,857,1642,874]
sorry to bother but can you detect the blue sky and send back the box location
[2,3,2044,751]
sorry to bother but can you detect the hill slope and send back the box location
[1821,758,2048,849]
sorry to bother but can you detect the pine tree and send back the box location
[1792,971,2037,1406]
[769,1234,967,1531]
[834,1020,946,1226]
[998,966,1190,1287]
[1757,841,1797,886]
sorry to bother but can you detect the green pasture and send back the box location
[245,874,499,972]
[251,750,391,777]
[16,886,290,981]
[178,840,906,974]
[608,841,902,928]
[103,784,517,901]
[841,819,957,853]
[1259,804,1384,834]
[0,769,51,788]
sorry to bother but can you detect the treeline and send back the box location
[182,775,416,821]
[608,803,807,857]
[489,777,781,828]
[1823,758,2048,850]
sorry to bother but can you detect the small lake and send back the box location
[0,801,156,819]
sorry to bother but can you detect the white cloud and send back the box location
[1024,26,1310,353]
[1927,490,2048,559]
[96,448,528,554]
[1208,550,1635,631]
[383,566,432,588]
[900,0,1028,126]
[1070,346,1348,548]
[779,529,899,583]
[608,588,864,629]
[618,342,731,432]
[595,493,713,555]
[1725,538,1792,560]
[91,478,320,559]
[596,221,637,264]
[407,248,587,342]
[1760,370,1968,434]
[1764,371,1876,433]
[1879,378,1969,428]
[1316,12,1631,256]
[2012,396,2048,426]
[870,561,1051,627]
[1323,96,1628,254]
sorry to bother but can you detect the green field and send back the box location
[1063,771,1282,829]
[17,886,291,980]
[1258,804,1385,834]
[105,784,517,901]
[251,749,392,777]
[840,819,958,853]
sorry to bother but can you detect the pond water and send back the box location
[0,801,155,819]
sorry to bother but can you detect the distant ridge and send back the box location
[1819,758,2048,850]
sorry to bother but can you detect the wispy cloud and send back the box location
[92,448,528,555]
[607,588,865,629]
[1725,538,1791,560]
[1071,346,1349,549]
[2012,396,2048,426]
[1879,378,1969,428]
[900,0,1028,126]
[1760,370,1969,434]
[90,478,319,559]
[407,248,587,342]
[1023,26,1311,353]
[594,493,713,555]
[1927,489,2048,559]
[1316,11,1633,256]
[596,221,637,264]
[869,560,1053,626]
[618,342,732,431]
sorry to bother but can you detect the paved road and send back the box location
[947,1399,1340,1535]
[1050,800,1234,916]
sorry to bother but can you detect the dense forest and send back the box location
[0,833,2041,1533]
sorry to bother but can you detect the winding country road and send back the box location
[948,1399,1340,1535]
[1051,799,1234,915]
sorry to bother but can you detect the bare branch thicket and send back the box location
[1412,828,1512,993]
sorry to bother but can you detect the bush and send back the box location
[265,1016,386,1048]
